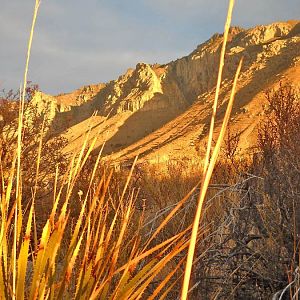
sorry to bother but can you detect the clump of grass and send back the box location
[1,131,199,298]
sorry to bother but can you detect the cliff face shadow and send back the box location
[100,92,187,156]
[49,82,186,139]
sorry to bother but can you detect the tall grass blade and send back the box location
[181,57,243,300]
[203,0,235,174]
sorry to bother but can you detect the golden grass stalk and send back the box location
[13,1,41,298]
[181,0,244,290]
[181,57,243,299]
[203,0,235,175]
[181,0,237,297]
[1,124,194,299]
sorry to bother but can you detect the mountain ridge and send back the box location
[32,20,300,163]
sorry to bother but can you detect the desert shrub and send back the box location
[256,83,300,297]
[135,161,200,244]
[0,137,192,299]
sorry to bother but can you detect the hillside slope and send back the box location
[32,20,300,164]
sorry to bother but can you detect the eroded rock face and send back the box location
[236,22,293,47]
[55,83,105,107]
[99,62,190,115]
[167,21,300,104]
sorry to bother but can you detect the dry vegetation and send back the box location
[1,82,299,299]
[1,0,299,299]
[0,84,68,207]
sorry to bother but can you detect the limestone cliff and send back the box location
[31,20,300,162]
[167,21,300,103]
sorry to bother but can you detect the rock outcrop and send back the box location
[31,83,105,122]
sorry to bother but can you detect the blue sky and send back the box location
[0,0,299,94]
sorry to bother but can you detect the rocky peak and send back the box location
[232,22,295,48]
[98,62,164,114]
